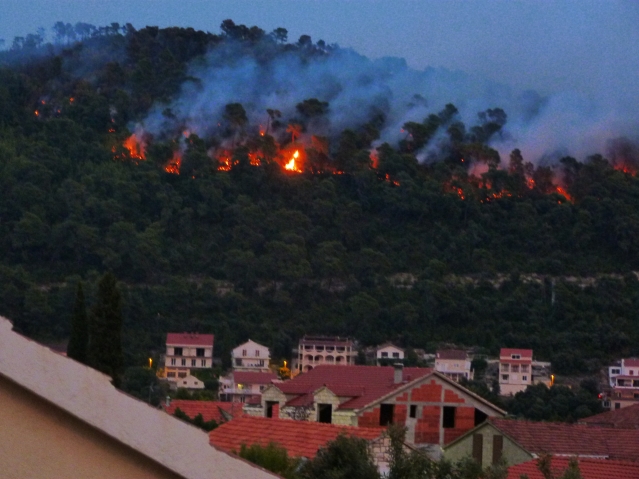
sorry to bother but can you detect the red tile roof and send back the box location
[165,400,243,423]
[624,358,639,367]
[579,404,639,429]
[275,365,431,410]
[492,418,639,461]
[233,371,278,385]
[436,349,468,360]
[166,332,214,346]
[507,457,639,479]
[209,416,384,458]
[500,348,533,358]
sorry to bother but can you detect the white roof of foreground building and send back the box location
[0,316,278,479]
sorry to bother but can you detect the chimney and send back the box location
[393,363,404,384]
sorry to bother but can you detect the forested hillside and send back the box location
[1,21,638,373]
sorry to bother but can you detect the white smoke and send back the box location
[140,40,639,165]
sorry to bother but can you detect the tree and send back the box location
[88,272,124,387]
[67,282,89,364]
[301,434,380,479]
[239,442,300,479]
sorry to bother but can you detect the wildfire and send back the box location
[555,186,571,202]
[164,152,181,175]
[123,134,146,160]
[285,150,302,173]
[369,150,379,169]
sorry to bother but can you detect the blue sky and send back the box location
[2,0,638,103]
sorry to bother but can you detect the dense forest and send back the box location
[1,20,639,376]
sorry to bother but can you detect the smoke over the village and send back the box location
[140,39,639,167]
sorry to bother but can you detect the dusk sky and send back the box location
[2,0,638,106]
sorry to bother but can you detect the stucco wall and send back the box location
[443,423,533,467]
[0,375,184,479]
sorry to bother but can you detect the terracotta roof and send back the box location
[500,348,533,358]
[232,371,278,384]
[436,349,467,360]
[507,457,639,479]
[492,418,639,461]
[165,400,244,423]
[624,359,639,367]
[579,404,639,429]
[166,332,214,346]
[209,416,383,458]
[275,365,431,410]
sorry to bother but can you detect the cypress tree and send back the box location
[88,272,124,387]
[67,282,89,364]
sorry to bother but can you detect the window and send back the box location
[196,348,205,357]
[393,352,400,358]
[381,352,388,358]
[201,359,206,367]
[174,347,183,356]
[615,402,621,409]
[170,358,176,366]
[167,371,176,378]
[522,375,528,381]
[409,405,417,418]
[502,374,509,381]
[472,434,483,465]
[235,358,242,366]
[631,370,635,376]
[511,365,519,373]
[474,409,488,426]
[178,371,187,378]
[492,435,503,464]
[501,364,510,372]
[242,349,247,357]
[181,359,186,366]
[183,381,187,385]
[191,359,196,367]
[256,350,260,357]
[258,360,265,366]
[612,368,621,374]
[521,365,529,373]
[380,404,395,426]
[318,404,333,423]
[443,407,456,428]
[511,354,521,359]
[266,401,278,418]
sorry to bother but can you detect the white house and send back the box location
[376,343,405,364]
[164,332,214,382]
[499,348,533,395]
[434,349,473,382]
[231,339,271,372]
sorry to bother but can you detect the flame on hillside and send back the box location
[124,134,146,160]
[164,152,181,174]
[285,150,302,172]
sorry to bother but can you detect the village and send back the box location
[76,328,639,476]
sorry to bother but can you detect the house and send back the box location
[255,364,505,457]
[605,358,639,409]
[499,348,533,395]
[219,370,279,403]
[0,316,277,479]
[578,403,639,429]
[374,343,405,365]
[506,457,639,479]
[231,339,271,372]
[443,418,639,468]
[164,399,244,423]
[435,349,473,382]
[292,335,358,372]
[209,416,394,473]
[164,332,214,383]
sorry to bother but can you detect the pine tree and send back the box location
[67,282,89,364]
[88,272,124,387]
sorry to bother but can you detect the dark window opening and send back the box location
[443,406,456,428]
[474,409,488,427]
[380,404,395,426]
[492,435,503,464]
[410,405,417,418]
[318,403,333,423]
[266,401,278,418]
[615,402,621,410]
[472,434,483,465]
[196,348,205,357]
[174,347,183,356]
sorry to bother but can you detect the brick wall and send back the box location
[414,405,440,444]
[443,406,475,444]
[410,380,442,402]
[358,407,380,427]
[395,404,407,424]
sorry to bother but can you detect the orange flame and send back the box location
[285,150,302,172]
[123,134,146,160]
[164,152,181,174]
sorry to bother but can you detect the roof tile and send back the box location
[507,457,639,479]
[166,332,214,346]
[165,400,243,423]
[579,404,639,429]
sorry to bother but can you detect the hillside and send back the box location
[1,21,639,373]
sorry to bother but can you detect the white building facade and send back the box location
[499,348,533,395]
[231,340,271,372]
[164,332,214,381]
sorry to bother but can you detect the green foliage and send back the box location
[120,366,165,406]
[301,434,379,479]
[67,282,88,364]
[239,442,301,479]
[88,272,124,387]
[173,407,219,432]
